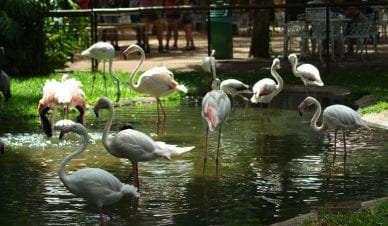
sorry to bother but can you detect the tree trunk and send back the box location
[249,0,272,58]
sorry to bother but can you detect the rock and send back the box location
[353,94,376,109]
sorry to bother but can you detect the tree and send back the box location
[0,0,51,76]
[249,0,273,58]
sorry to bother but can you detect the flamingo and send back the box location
[200,49,216,76]
[81,41,121,102]
[288,53,324,95]
[0,47,11,105]
[123,44,188,130]
[94,96,194,189]
[201,50,251,110]
[250,58,284,125]
[58,123,140,223]
[38,74,86,137]
[298,96,372,162]
[202,75,231,175]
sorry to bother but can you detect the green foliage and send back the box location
[0,0,52,76]
[301,201,388,226]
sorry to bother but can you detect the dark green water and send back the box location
[0,97,387,225]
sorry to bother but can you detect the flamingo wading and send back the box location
[82,41,121,102]
[288,53,324,95]
[123,44,188,128]
[298,96,371,162]
[201,53,232,175]
[94,96,194,189]
[250,58,284,125]
[38,74,86,137]
[58,123,140,223]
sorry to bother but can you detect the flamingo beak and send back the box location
[298,104,305,117]
[94,106,100,118]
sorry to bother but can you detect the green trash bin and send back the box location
[210,1,233,59]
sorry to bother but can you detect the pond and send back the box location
[0,94,387,225]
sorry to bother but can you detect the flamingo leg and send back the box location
[159,99,167,123]
[267,103,271,123]
[216,125,222,177]
[132,161,140,189]
[260,103,264,127]
[333,131,337,164]
[103,61,107,96]
[343,131,347,157]
[99,208,104,223]
[203,126,209,175]
[305,85,309,96]
[156,98,161,124]
[343,132,348,169]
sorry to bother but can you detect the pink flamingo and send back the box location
[250,58,284,126]
[201,64,231,176]
[298,96,372,162]
[94,96,194,189]
[58,123,139,223]
[288,53,324,95]
[123,44,188,130]
[38,74,86,137]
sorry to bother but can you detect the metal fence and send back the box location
[46,1,388,73]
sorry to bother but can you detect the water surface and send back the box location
[1,97,387,225]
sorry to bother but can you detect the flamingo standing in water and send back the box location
[94,96,194,189]
[123,44,188,131]
[201,53,231,175]
[38,74,86,137]
[298,96,371,163]
[82,41,121,102]
[288,53,324,95]
[58,123,140,223]
[0,47,11,105]
[250,58,284,126]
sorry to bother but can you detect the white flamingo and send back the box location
[81,41,121,102]
[288,53,324,95]
[94,96,194,189]
[123,44,188,128]
[201,57,231,175]
[38,74,86,137]
[201,50,251,110]
[250,58,284,125]
[200,49,216,76]
[298,96,371,162]
[58,123,140,223]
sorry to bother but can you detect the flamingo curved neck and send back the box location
[108,60,120,84]
[58,130,89,184]
[101,102,114,152]
[128,48,145,93]
[291,57,299,75]
[271,67,284,96]
[310,99,324,132]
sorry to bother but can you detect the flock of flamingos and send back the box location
[1,41,372,223]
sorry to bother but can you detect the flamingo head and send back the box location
[123,44,143,56]
[298,96,316,116]
[93,96,111,118]
[272,58,281,70]
[288,53,297,65]
[59,123,85,139]
[211,78,221,90]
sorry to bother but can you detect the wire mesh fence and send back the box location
[45,2,388,73]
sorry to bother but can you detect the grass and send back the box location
[1,67,388,132]
[301,200,388,226]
